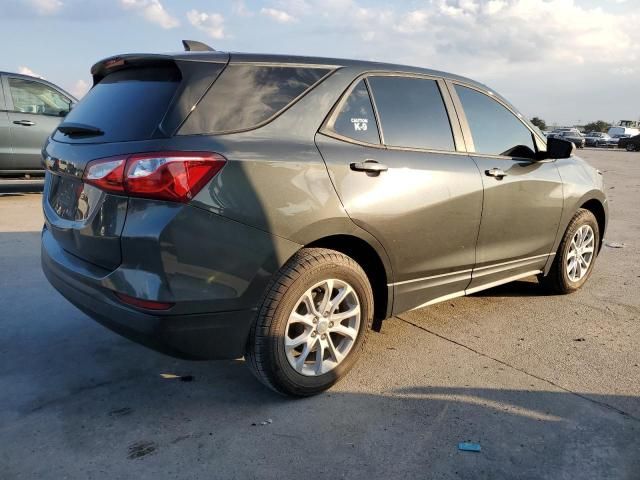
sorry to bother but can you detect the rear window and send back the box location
[53,66,180,143]
[179,64,331,135]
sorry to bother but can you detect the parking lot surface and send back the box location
[1,149,639,479]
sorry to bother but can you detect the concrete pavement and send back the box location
[1,149,638,479]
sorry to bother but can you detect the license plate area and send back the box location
[48,174,92,221]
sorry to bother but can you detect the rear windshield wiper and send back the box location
[57,122,104,137]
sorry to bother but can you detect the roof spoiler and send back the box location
[182,40,215,52]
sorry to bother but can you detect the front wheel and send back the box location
[539,209,599,294]
[246,248,373,396]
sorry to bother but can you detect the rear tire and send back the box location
[246,248,373,396]
[539,209,599,294]
[626,143,636,152]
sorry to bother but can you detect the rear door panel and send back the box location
[317,134,483,312]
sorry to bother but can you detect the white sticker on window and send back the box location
[351,118,368,131]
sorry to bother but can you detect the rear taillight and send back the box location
[83,151,226,202]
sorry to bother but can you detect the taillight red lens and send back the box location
[83,152,226,202]
[84,157,126,193]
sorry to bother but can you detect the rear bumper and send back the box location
[42,233,255,359]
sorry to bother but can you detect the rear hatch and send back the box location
[44,53,229,270]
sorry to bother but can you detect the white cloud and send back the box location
[27,0,63,15]
[70,79,90,99]
[232,0,253,17]
[187,10,225,39]
[249,0,639,124]
[260,7,297,23]
[18,66,44,79]
[120,0,179,29]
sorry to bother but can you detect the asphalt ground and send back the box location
[1,148,638,479]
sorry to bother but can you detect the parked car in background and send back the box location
[611,134,631,147]
[617,134,640,151]
[41,42,607,396]
[584,132,617,148]
[557,131,585,148]
[0,71,76,176]
[608,126,640,138]
[584,132,607,147]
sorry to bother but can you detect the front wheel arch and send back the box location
[580,198,606,253]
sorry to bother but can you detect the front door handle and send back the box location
[13,120,35,126]
[350,160,388,174]
[485,168,507,179]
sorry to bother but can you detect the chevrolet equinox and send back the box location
[41,41,607,396]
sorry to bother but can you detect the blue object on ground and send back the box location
[458,442,481,452]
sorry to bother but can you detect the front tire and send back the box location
[540,209,599,294]
[246,248,373,396]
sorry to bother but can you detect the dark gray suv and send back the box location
[41,42,607,396]
[0,72,76,176]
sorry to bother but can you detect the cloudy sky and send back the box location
[2,0,638,126]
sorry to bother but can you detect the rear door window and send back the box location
[329,79,380,145]
[180,65,331,134]
[455,85,536,156]
[53,66,180,143]
[367,76,455,151]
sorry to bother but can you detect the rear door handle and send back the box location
[350,160,388,174]
[13,120,35,126]
[485,168,507,179]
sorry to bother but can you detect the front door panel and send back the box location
[0,111,13,171]
[8,111,60,170]
[468,157,563,291]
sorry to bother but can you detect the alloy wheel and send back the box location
[284,279,360,376]
[566,225,595,282]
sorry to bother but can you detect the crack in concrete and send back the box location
[395,314,640,423]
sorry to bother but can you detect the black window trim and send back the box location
[3,74,73,117]
[321,71,468,155]
[446,79,547,160]
[178,62,339,137]
[321,75,384,149]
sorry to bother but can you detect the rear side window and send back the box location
[53,66,180,143]
[455,85,535,156]
[330,80,380,145]
[367,76,455,151]
[180,65,330,134]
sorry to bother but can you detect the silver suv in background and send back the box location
[0,72,76,176]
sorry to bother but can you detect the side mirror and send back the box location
[59,102,75,117]
[540,136,575,160]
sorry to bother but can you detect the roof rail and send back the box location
[182,40,215,52]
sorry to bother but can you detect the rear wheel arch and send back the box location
[305,234,391,329]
